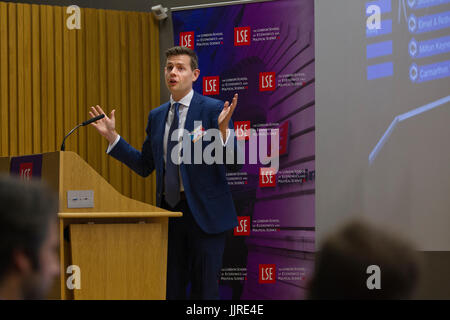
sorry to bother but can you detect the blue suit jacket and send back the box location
[109,91,240,234]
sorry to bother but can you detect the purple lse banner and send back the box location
[173,0,315,300]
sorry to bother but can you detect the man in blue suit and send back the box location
[89,46,240,299]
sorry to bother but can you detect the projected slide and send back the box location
[366,0,450,83]
[367,0,450,162]
[316,0,450,251]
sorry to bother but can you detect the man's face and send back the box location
[164,54,200,98]
[22,221,59,299]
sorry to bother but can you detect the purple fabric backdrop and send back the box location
[173,0,315,300]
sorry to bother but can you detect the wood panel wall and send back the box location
[0,2,159,204]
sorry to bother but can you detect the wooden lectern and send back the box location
[0,151,181,300]
[0,156,10,173]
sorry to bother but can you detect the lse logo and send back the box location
[259,167,276,187]
[19,162,33,181]
[234,121,251,141]
[234,27,251,46]
[234,216,250,236]
[180,31,195,50]
[259,72,276,92]
[203,76,220,96]
[259,264,276,284]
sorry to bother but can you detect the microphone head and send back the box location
[82,114,105,126]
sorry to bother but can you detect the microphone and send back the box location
[60,114,105,151]
[81,114,105,126]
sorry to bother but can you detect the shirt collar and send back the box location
[170,89,194,108]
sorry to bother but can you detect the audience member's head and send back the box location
[0,175,59,300]
[308,219,421,299]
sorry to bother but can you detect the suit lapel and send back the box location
[184,91,204,133]
[154,102,170,166]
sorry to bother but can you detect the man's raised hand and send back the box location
[218,93,238,142]
[89,105,118,144]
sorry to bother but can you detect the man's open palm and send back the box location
[89,105,118,143]
[218,93,238,128]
